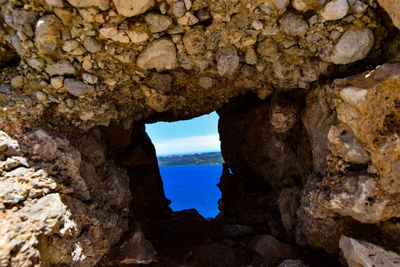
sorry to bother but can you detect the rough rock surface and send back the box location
[340,235,400,267]
[0,0,389,130]
[1,0,400,266]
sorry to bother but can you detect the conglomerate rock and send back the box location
[1,0,400,266]
[0,0,389,131]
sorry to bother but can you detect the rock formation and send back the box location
[1,0,400,266]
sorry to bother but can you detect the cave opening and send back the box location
[146,111,223,218]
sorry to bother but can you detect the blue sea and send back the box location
[159,165,222,218]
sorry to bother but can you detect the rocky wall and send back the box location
[0,0,392,131]
[1,0,400,266]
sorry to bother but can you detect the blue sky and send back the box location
[146,112,220,156]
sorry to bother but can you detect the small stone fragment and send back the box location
[46,0,64,7]
[145,13,173,33]
[4,9,37,37]
[113,0,154,17]
[177,12,199,25]
[320,0,349,21]
[245,47,258,65]
[147,73,172,93]
[173,1,186,17]
[36,91,47,101]
[45,61,76,76]
[183,0,192,10]
[35,15,62,54]
[127,31,150,43]
[51,76,64,89]
[329,28,374,64]
[84,37,101,53]
[280,12,309,37]
[252,20,263,30]
[340,236,400,267]
[218,47,239,76]
[66,0,110,10]
[137,39,177,71]
[64,78,94,97]
[11,76,24,89]
[82,73,98,84]
[183,29,205,55]
[198,76,214,89]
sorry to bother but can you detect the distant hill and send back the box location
[158,152,224,166]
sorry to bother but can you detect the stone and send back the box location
[127,30,149,43]
[82,73,98,84]
[217,47,239,76]
[320,0,349,21]
[198,76,214,89]
[64,78,94,97]
[51,76,64,89]
[349,0,368,14]
[3,9,37,37]
[329,28,374,64]
[248,235,295,264]
[173,1,186,17]
[177,12,199,25]
[278,259,309,267]
[378,0,400,29]
[46,0,64,7]
[280,12,309,37]
[339,236,400,267]
[66,0,110,10]
[100,27,130,43]
[113,0,154,17]
[183,29,205,55]
[147,73,172,93]
[35,15,62,54]
[136,39,177,71]
[145,13,173,33]
[45,61,76,76]
[36,91,47,101]
[84,37,101,53]
[11,76,24,89]
[327,125,369,164]
[117,226,157,265]
[0,131,20,157]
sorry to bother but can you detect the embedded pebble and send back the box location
[173,1,186,17]
[320,0,349,21]
[36,91,47,101]
[66,0,110,10]
[145,13,173,33]
[45,61,76,76]
[113,0,154,17]
[147,73,172,93]
[51,76,64,89]
[84,38,101,53]
[177,12,199,25]
[137,39,177,71]
[35,15,62,54]
[11,76,24,89]
[218,47,239,76]
[329,28,374,64]
[64,79,94,97]
[82,73,98,84]
[198,77,214,89]
[45,0,64,7]
[183,29,205,55]
[280,12,309,37]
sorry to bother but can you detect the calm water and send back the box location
[159,165,222,218]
